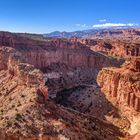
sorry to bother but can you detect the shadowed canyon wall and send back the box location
[97,60,140,112]
[97,58,140,135]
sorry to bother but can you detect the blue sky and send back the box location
[0,0,139,33]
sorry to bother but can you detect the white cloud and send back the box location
[81,24,86,27]
[76,24,88,28]
[99,19,107,22]
[92,23,137,28]
[76,24,81,27]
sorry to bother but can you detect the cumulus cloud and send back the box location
[99,19,107,22]
[92,23,137,28]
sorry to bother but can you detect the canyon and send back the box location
[0,30,139,140]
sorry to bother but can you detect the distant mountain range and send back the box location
[44,26,140,38]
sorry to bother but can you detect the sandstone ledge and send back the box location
[97,62,140,136]
[97,65,140,112]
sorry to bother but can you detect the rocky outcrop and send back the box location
[0,32,126,139]
[0,65,124,140]
[127,132,140,140]
[0,31,122,70]
[130,58,140,72]
[0,32,123,97]
[97,58,140,112]
[0,47,48,98]
[24,48,122,96]
[80,38,140,57]
[97,58,140,135]
[0,100,124,140]
[91,29,140,38]
[0,47,49,137]
[3,29,137,60]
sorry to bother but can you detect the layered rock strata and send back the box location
[0,49,124,140]
[80,38,140,57]
[0,32,125,139]
[0,32,123,96]
[97,58,140,135]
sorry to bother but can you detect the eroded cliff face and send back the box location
[0,48,123,140]
[0,47,48,95]
[80,38,140,58]
[0,31,122,70]
[0,32,123,96]
[88,29,140,39]
[23,49,122,95]
[0,33,126,140]
[97,58,140,135]
[0,47,49,138]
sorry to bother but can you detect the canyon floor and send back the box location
[54,84,130,132]
[0,30,139,140]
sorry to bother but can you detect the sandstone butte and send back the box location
[0,31,139,140]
